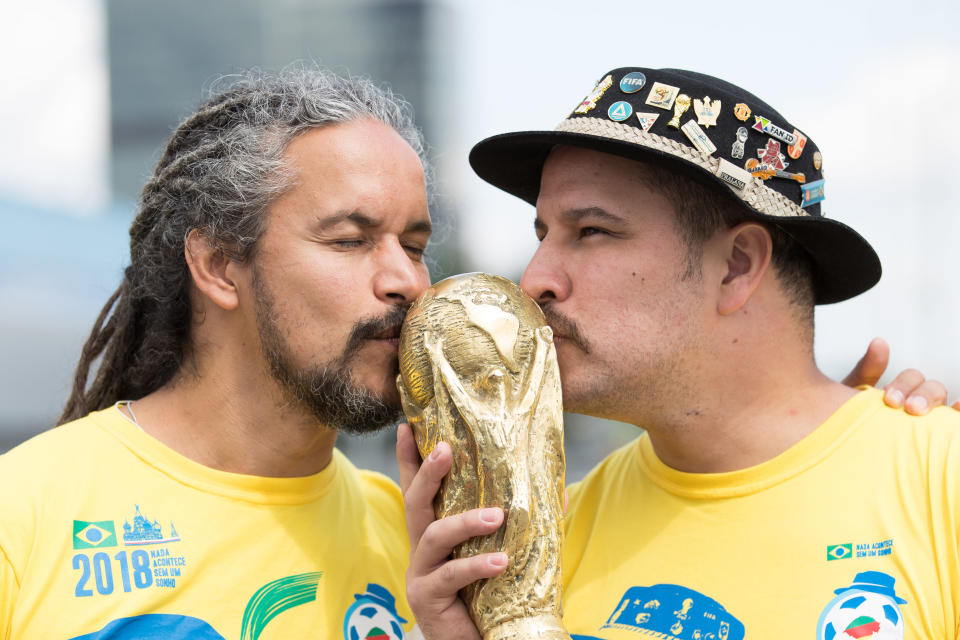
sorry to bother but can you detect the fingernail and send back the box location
[488,553,507,568]
[886,390,904,407]
[429,444,443,460]
[479,508,501,524]
[907,397,928,414]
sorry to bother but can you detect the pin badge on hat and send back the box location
[731,126,748,160]
[756,139,788,170]
[745,158,806,183]
[667,94,691,129]
[619,72,647,94]
[645,82,680,110]
[575,75,614,114]
[801,178,825,207]
[608,100,633,122]
[693,96,721,127]
[716,158,753,193]
[788,129,807,159]
[734,103,751,121]
[681,120,717,155]
[635,112,660,132]
[752,115,798,145]
[813,150,823,170]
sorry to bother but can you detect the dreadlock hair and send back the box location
[58,66,426,425]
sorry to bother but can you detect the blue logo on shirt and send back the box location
[601,584,744,640]
[69,614,225,639]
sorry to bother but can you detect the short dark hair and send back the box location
[640,162,815,323]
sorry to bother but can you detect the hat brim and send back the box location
[833,585,908,605]
[469,130,881,305]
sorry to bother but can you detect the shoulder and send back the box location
[0,410,115,485]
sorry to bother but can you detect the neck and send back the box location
[126,347,338,478]
[628,305,856,473]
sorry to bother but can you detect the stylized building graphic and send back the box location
[122,505,181,545]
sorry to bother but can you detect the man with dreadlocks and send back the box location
[0,68,428,639]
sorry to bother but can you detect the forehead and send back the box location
[537,146,676,222]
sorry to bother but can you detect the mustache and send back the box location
[342,304,411,360]
[541,305,591,354]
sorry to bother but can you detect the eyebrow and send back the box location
[316,211,432,234]
[534,206,627,231]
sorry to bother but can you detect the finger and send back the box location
[902,380,947,416]
[952,400,960,411]
[841,337,889,387]
[396,423,422,495]
[411,552,508,605]
[404,441,453,546]
[412,508,504,571]
[882,368,925,408]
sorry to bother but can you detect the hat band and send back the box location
[554,117,809,220]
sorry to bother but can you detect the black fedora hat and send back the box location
[470,67,881,304]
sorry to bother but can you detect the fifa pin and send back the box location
[745,158,806,183]
[619,71,647,94]
[756,139,788,170]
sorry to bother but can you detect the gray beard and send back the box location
[252,267,405,435]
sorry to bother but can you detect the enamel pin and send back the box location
[716,158,753,193]
[667,94,691,128]
[745,158,806,183]
[575,75,614,114]
[756,139,788,170]
[619,72,647,94]
[681,120,717,154]
[734,103,751,121]
[635,112,660,132]
[801,179,825,206]
[752,115,798,145]
[693,96,721,127]
[731,126,748,160]
[813,150,823,170]
[645,82,680,110]
[788,130,807,159]
[608,100,633,122]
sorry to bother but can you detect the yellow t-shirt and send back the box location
[562,388,960,639]
[0,407,412,640]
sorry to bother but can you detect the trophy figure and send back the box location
[397,273,570,640]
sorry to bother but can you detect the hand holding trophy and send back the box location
[397,273,571,640]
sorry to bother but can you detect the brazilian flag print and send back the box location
[73,520,118,549]
[826,543,852,561]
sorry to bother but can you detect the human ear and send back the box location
[184,229,240,311]
[716,223,772,315]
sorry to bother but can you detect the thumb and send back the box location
[842,337,889,388]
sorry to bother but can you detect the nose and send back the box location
[374,239,429,304]
[520,241,571,304]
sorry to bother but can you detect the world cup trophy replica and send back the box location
[397,273,571,640]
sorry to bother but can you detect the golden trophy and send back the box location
[397,273,570,640]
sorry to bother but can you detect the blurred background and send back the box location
[2,0,958,482]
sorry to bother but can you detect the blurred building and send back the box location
[1,0,467,464]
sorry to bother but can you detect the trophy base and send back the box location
[484,614,572,640]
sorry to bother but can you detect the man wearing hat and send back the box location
[400,68,960,639]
